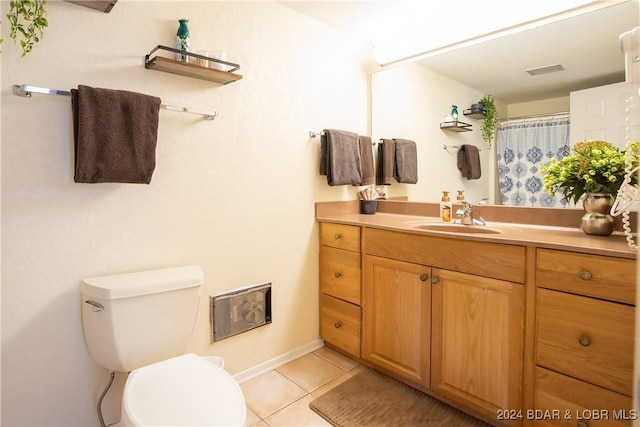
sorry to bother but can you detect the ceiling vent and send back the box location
[526,64,565,76]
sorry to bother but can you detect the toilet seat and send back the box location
[122,353,246,426]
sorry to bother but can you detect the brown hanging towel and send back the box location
[457,144,482,180]
[319,129,363,186]
[71,85,161,184]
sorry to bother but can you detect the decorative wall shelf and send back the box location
[145,46,242,85]
[65,0,117,13]
[463,108,487,119]
[440,120,472,132]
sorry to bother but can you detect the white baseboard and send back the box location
[233,338,324,384]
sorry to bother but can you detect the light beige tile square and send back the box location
[313,346,359,371]
[276,353,346,392]
[311,372,353,398]
[240,370,307,419]
[263,395,331,427]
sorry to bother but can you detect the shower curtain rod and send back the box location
[12,84,218,120]
[499,111,569,123]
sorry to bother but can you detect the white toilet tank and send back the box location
[80,265,204,372]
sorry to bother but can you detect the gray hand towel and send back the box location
[376,139,395,185]
[393,138,418,184]
[319,129,363,186]
[358,135,375,186]
[457,144,482,180]
[71,85,161,184]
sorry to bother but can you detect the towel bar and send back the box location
[309,131,378,144]
[443,144,482,152]
[12,84,218,121]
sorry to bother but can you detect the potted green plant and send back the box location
[540,139,639,235]
[478,94,497,148]
[7,0,49,57]
[540,140,638,204]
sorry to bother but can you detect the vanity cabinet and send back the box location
[362,227,526,424]
[533,249,636,426]
[362,255,431,386]
[432,268,524,425]
[318,223,361,358]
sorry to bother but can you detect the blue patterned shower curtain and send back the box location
[496,114,570,207]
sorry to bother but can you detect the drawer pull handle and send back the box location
[431,277,439,285]
[579,270,592,281]
[333,233,342,240]
[334,322,342,329]
[578,336,591,347]
[334,272,341,278]
[419,274,428,282]
[577,422,589,427]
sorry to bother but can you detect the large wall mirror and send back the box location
[372,0,639,206]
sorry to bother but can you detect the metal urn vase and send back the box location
[580,193,615,236]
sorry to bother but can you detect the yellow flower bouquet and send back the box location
[541,140,639,205]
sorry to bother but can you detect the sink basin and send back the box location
[410,223,504,234]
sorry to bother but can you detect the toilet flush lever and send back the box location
[85,300,104,312]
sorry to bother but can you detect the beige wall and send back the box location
[372,63,494,204]
[1,1,374,425]
[506,96,570,118]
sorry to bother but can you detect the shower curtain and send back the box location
[496,114,570,207]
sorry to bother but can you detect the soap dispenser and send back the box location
[440,191,452,222]
[457,190,465,201]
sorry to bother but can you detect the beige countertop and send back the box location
[316,200,637,260]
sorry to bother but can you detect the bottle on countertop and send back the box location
[440,191,452,222]
[457,190,465,201]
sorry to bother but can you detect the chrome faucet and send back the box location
[455,201,486,226]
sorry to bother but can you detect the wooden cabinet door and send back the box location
[362,255,431,387]
[432,268,525,424]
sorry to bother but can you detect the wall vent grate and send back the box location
[210,282,272,342]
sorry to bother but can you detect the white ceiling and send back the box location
[279,0,639,103]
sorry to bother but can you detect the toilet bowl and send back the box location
[120,353,246,426]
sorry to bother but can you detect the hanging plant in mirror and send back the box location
[7,0,49,57]
[479,94,497,149]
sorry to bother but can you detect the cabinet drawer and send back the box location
[536,288,634,396]
[320,246,361,305]
[536,249,635,304]
[534,367,632,427]
[364,228,525,283]
[320,223,360,252]
[320,293,361,358]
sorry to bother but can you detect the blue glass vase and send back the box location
[176,19,190,62]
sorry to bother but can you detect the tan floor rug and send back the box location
[309,369,492,427]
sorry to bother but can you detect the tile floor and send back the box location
[240,346,366,427]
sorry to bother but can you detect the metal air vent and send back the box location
[210,282,272,342]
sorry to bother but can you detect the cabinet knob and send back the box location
[579,270,592,281]
[334,321,342,329]
[419,274,428,282]
[334,272,341,278]
[577,422,589,427]
[578,336,591,347]
[431,277,439,284]
[333,233,342,240]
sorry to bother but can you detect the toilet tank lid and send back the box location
[80,265,204,300]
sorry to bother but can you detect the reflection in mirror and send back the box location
[372,0,639,207]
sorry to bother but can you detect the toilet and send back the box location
[79,265,246,426]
